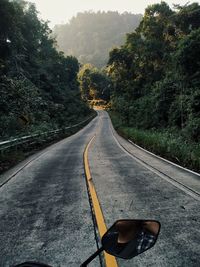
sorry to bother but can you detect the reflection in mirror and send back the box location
[102,220,160,259]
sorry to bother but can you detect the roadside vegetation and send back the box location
[110,111,200,171]
[0,116,95,174]
[0,0,92,141]
[106,2,200,172]
[76,2,200,172]
[0,0,96,173]
[78,63,112,103]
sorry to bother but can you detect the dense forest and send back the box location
[0,0,91,140]
[53,11,142,67]
[107,1,200,139]
[106,2,200,170]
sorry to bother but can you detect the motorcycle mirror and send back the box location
[12,219,161,267]
[101,219,161,259]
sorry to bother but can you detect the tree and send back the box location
[78,64,111,101]
[175,28,200,77]
[107,1,200,142]
[0,0,91,139]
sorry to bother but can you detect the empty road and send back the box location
[0,111,200,267]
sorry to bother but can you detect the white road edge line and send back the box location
[109,121,200,202]
[128,139,200,177]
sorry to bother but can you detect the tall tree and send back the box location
[0,0,91,139]
[107,1,200,141]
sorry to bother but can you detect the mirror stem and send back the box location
[80,247,104,267]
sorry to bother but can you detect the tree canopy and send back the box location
[106,1,200,142]
[78,64,111,102]
[0,0,91,139]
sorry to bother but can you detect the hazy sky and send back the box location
[29,0,200,28]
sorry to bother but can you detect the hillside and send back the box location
[53,11,142,67]
[0,0,92,140]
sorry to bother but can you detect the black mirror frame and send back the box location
[101,219,161,259]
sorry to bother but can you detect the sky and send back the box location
[29,0,200,28]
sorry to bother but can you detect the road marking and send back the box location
[109,121,200,201]
[84,136,118,267]
[128,139,200,177]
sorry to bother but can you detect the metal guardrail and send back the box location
[0,115,95,152]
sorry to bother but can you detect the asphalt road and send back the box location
[89,111,200,267]
[0,117,100,267]
[0,110,200,267]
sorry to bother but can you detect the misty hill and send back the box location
[53,11,142,67]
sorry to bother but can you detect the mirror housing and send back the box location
[101,219,161,259]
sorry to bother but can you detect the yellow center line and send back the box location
[84,135,118,267]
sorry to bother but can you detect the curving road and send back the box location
[0,118,99,267]
[0,111,200,267]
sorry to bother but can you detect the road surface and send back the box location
[0,110,200,266]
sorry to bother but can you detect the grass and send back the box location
[109,111,200,173]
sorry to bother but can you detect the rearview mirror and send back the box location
[101,219,160,259]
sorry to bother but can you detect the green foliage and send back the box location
[138,1,174,40]
[173,2,200,35]
[107,1,200,143]
[78,64,112,101]
[0,0,91,139]
[175,28,200,76]
[110,111,200,171]
[53,11,142,68]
